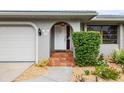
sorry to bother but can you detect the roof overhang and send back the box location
[0,11,97,22]
[91,15,124,22]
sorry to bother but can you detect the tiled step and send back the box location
[48,51,75,66]
[51,52,73,58]
[48,59,75,66]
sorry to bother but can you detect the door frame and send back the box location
[0,22,38,63]
[50,22,73,52]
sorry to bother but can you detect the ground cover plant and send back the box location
[111,49,124,65]
[94,66,120,80]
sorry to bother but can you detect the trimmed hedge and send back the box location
[72,31,101,66]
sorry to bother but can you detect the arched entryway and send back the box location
[50,22,73,52]
[49,22,75,66]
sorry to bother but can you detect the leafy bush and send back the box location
[72,31,101,66]
[95,54,108,66]
[94,66,120,80]
[111,49,124,65]
[35,58,49,67]
[84,70,90,75]
[95,60,108,66]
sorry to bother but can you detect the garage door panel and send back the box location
[0,26,35,61]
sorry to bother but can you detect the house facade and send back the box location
[0,11,123,63]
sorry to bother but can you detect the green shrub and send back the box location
[111,49,124,65]
[35,58,49,67]
[95,60,108,66]
[72,31,101,66]
[94,66,120,80]
[95,54,108,66]
[84,70,90,75]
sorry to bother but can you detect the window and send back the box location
[87,25,118,44]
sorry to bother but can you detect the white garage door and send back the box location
[0,25,35,61]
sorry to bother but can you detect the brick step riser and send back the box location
[51,54,73,57]
[48,64,74,66]
[49,58,73,61]
[51,56,73,59]
[51,52,73,54]
[48,60,75,66]
[51,51,72,54]
[49,62,74,64]
[50,57,74,60]
[49,61,74,64]
[50,57,74,61]
[49,51,75,66]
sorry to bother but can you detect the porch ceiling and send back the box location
[0,11,97,22]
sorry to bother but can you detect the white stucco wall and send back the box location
[120,24,124,50]
[123,24,124,49]
[1,19,124,61]
[33,19,81,59]
[0,19,81,60]
[35,21,124,58]
[2,19,124,59]
[100,44,119,56]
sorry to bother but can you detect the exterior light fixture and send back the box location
[38,28,49,36]
[38,28,42,36]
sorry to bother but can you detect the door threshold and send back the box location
[51,50,72,52]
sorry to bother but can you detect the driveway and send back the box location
[22,67,73,82]
[0,62,33,82]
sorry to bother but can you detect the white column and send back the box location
[119,24,124,49]
[84,23,87,32]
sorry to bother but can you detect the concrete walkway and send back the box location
[23,67,73,82]
[0,62,33,82]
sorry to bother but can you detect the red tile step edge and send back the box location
[48,51,75,67]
